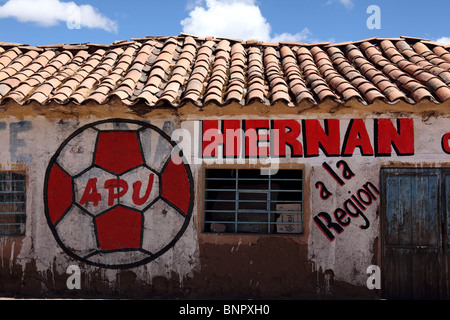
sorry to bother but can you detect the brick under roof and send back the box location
[0,34,449,108]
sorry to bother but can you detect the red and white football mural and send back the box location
[44,119,194,269]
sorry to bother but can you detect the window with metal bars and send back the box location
[0,172,26,236]
[204,168,303,234]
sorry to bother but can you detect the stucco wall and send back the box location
[0,99,448,299]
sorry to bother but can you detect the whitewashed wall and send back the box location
[0,113,448,292]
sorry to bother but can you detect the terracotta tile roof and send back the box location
[0,34,449,108]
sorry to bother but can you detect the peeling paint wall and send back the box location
[305,115,449,288]
[188,114,449,290]
[0,100,449,299]
[0,116,201,297]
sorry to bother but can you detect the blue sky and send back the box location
[0,0,448,46]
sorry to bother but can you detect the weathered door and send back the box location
[381,168,448,299]
[445,170,450,298]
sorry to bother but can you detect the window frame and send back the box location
[0,170,27,236]
[201,165,304,236]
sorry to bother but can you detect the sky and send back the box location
[0,0,448,46]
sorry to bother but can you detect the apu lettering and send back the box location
[80,174,155,207]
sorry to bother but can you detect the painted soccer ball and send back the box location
[44,119,194,269]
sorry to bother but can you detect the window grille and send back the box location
[204,169,303,234]
[0,172,26,235]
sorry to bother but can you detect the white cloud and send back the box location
[181,0,316,43]
[0,0,118,33]
[271,28,314,43]
[436,37,450,45]
[327,0,354,9]
[339,0,354,8]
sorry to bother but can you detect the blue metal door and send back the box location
[381,168,448,299]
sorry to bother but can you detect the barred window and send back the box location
[204,169,303,234]
[0,172,26,235]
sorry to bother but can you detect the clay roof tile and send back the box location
[0,35,445,107]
